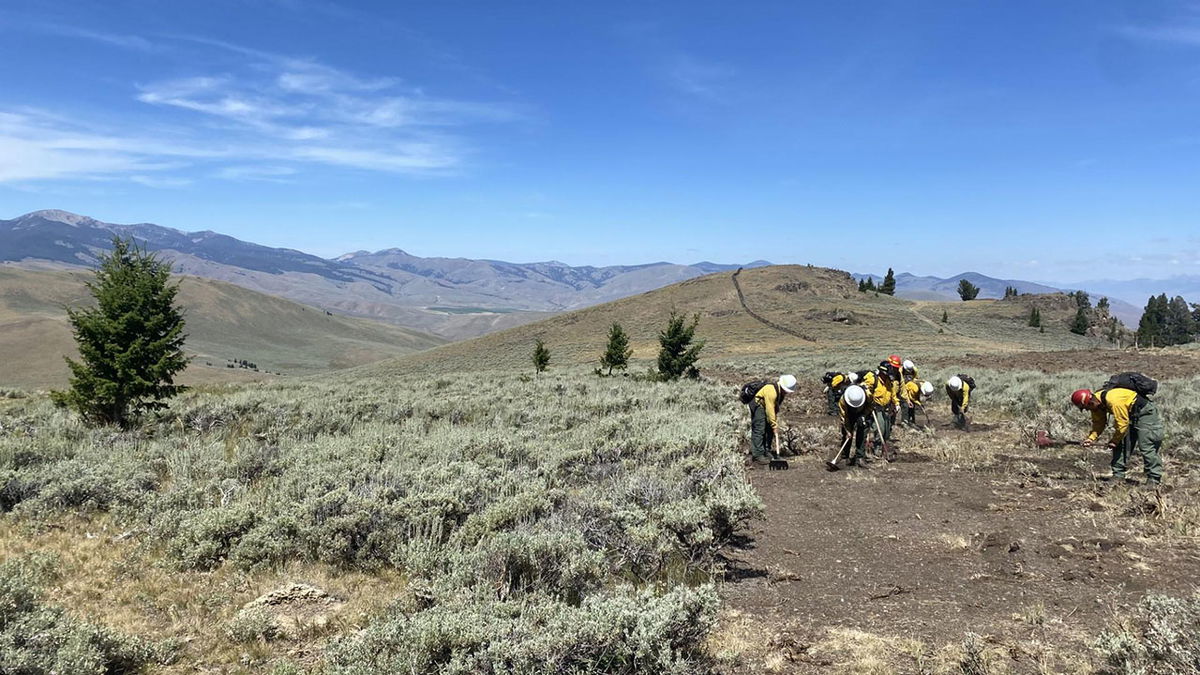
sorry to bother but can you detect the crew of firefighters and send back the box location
[746,359,1164,486]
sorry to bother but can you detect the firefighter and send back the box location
[945,375,974,430]
[901,380,935,426]
[749,374,797,464]
[836,384,871,467]
[1071,387,1164,486]
[866,360,898,445]
[822,371,858,416]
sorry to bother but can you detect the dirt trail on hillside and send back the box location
[716,411,1200,673]
[730,269,816,342]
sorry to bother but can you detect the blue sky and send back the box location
[1,1,1199,281]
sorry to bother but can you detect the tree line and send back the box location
[532,311,704,381]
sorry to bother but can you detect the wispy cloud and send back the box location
[213,165,298,182]
[660,53,736,99]
[0,31,520,184]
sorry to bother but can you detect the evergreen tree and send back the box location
[1137,294,1168,347]
[1028,306,1041,328]
[941,309,949,323]
[957,279,980,301]
[1096,296,1110,314]
[864,277,877,292]
[1165,295,1196,345]
[857,279,867,292]
[51,237,188,427]
[599,322,633,375]
[656,311,704,380]
[1004,286,1018,299]
[1070,290,1091,309]
[879,268,896,296]
[1105,316,1122,344]
[532,338,550,374]
[1070,306,1090,335]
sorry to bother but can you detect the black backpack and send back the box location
[1101,372,1157,398]
[957,374,977,391]
[821,371,837,385]
[738,380,772,405]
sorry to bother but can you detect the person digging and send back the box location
[945,375,974,430]
[1070,387,1164,487]
[901,380,934,427]
[828,384,870,470]
[822,370,858,416]
[749,374,797,466]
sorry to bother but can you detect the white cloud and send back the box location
[214,165,298,182]
[0,33,519,184]
[130,175,192,188]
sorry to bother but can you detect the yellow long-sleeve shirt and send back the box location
[1089,387,1138,446]
[867,375,894,408]
[901,380,923,406]
[754,383,781,429]
[947,382,971,408]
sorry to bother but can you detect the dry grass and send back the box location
[0,517,408,672]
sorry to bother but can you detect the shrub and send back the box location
[0,553,161,673]
[1095,592,1200,673]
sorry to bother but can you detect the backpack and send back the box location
[957,374,977,391]
[738,380,772,405]
[821,371,836,385]
[1101,372,1157,398]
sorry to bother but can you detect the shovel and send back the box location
[871,411,895,462]
[1034,430,1083,448]
[826,435,853,472]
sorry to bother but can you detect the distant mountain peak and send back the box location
[19,209,98,227]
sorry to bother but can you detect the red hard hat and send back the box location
[888,354,902,368]
[1070,389,1093,408]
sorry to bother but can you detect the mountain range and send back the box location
[853,271,1145,326]
[1,210,767,339]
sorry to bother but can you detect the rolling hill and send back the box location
[854,271,1144,325]
[1,210,767,339]
[0,266,445,390]
[375,265,1101,376]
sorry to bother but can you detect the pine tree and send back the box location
[1070,306,1090,335]
[1096,296,1110,314]
[657,311,704,380]
[51,237,188,427]
[957,279,980,301]
[879,268,896,296]
[857,279,867,292]
[864,277,877,292]
[1004,286,1018,299]
[941,309,949,323]
[1137,294,1168,347]
[532,338,550,375]
[1028,306,1041,328]
[1165,295,1196,345]
[599,322,633,375]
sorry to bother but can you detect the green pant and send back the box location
[869,409,891,449]
[842,414,868,461]
[750,403,776,460]
[825,388,838,416]
[1111,401,1165,483]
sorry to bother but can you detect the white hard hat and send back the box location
[947,376,962,391]
[778,374,797,393]
[920,381,934,396]
[903,359,915,371]
[847,372,859,383]
[843,385,866,408]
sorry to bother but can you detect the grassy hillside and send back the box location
[0,266,445,390]
[379,265,1100,376]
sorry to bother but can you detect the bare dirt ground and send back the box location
[713,381,1200,673]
